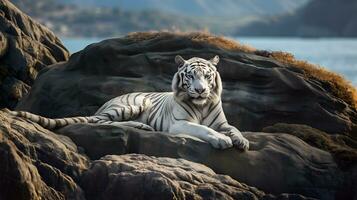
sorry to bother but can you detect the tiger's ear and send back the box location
[175,55,186,68]
[171,72,181,96]
[210,55,220,66]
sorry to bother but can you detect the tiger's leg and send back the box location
[203,102,249,151]
[169,121,233,149]
[219,124,249,151]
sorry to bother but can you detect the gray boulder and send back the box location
[1,110,313,200]
[0,0,69,109]
[81,153,314,200]
[16,32,357,136]
[58,123,346,200]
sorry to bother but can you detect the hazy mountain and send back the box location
[236,0,357,37]
[11,0,203,37]
[11,0,310,37]
[58,0,309,17]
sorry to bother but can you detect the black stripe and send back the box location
[128,105,133,119]
[158,113,164,131]
[188,63,198,68]
[132,93,142,104]
[63,118,70,125]
[45,118,50,126]
[151,93,163,101]
[126,94,130,104]
[145,93,155,98]
[153,117,158,130]
[114,109,120,119]
[91,116,99,123]
[132,107,140,119]
[120,108,125,121]
[38,116,44,124]
[151,95,166,105]
[203,102,220,121]
[179,73,184,87]
[178,102,195,119]
[41,117,46,125]
[108,109,120,120]
[102,113,114,121]
[172,114,186,121]
[139,105,143,113]
[148,105,161,124]
[117,95,125,103]
[54,119,61,127]
[208,110,222,127]
[148,95,167,124]
[36,116,42,125]
[186,103,198,119]
[216,120,227,130]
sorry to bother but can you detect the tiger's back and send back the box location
[96,92,176,132]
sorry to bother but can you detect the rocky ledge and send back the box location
[9,31,357,199]
[17,32,357,137]
[58,123,354,199]
[1,2,357,200]
[1,110,317,200]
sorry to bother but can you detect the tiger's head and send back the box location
[172,55,222,106]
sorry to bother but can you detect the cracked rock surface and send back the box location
[0,0,69,109]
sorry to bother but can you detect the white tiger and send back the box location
[10,55,249,150]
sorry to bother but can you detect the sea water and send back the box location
[62,37,357,86]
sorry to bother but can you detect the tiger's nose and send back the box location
[195,88,206,94]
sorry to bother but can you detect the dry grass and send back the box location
[126,31,357,109]
[126,31,256,53]
[263,123,357,170]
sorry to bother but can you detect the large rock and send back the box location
[81,154,313,200]
[0,110,87,200]
[16,32,357,136]
[1,110,314,200]
[58,123,352,200]
[0,0,69,109]
[262,123,357,170]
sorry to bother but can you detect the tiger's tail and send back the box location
[10,111,96,129]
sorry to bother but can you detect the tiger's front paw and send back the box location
[207,134,233,149]
[231,134,249,151]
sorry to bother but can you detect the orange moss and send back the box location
[263,123,357,170]
[126,31,357,109]
[126,31,256,52]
